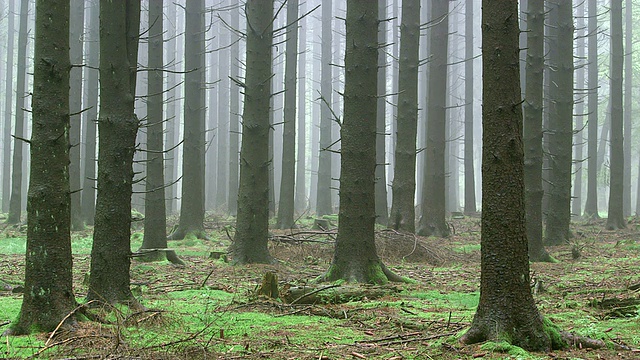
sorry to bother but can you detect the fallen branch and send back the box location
[376,331,457,346]
[560,330,633,351]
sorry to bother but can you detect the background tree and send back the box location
[6,0,30,225]
[168,0,207,240]
[417,0,450,237]
[607,0,625,230]
[320,0,404,284]
[389,0,420,232]
[86,0,141,306]
[583,0,599,218]
[524,0,552,261]
[544,0,573,246]
[375,0,389,225]
[2,0,15,213]
[216,6,230,212]
[461,0,550,349]
[316,0,333,216]
[294,0,308,215]
[463,0,476,215]
[69,0,84,230]
[230,0,275,264]
[228,3,241,215]
[572,0,586,218]
[9,0,77,335]
[623,0,632,217]
[276,0,299,229]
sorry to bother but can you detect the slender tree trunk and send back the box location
[463,0,476,215]
[417,0,450,237]
[606,0,625,230]
[216,15,229,212]
[375,0,389,225]
[228,3,240,215]
[389,0,420,232]
[2,0,15,213]
[6,0,29,225]
[544,0,573,245]
[294,0,307,215]
[583,0,599,218]
[461,0,550,350]
[230,0,275,264]
[169,0,207,239]
[524,0,552,262]
[316,0,333,216]
[69,0,84,231]
[572,1,585,217]
[9,0,77,335]
[81,0,98,225]
[623,0,632,216]
[276,0,299,229]
[86,0,141,306]
[205,35,218,211]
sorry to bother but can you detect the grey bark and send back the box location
[294,0,307,214]
[228,3,240,215]
[375,0,389,225]
[69,0,84,230]
[2,0,15,213]
[623,0,632,216]
[463,0,476,214]
[316,0,333,216]
[583,0,599,218]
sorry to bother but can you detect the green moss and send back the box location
[480,341,532,358]
[366,262,388,285]
[543,317,567,349]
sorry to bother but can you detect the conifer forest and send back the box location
[3,0,640,358]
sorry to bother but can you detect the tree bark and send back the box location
[294,0,307,215]
[623,0,632,216]
[463,0,476,215]
[2,0,15,213]
[216,18,229,211]
[461,0,550,350]
[69,0,84,231]
[230,0,275,264]
[583,0,599,218]
[572,1,586,219]
[228,4,240,215]
[316,0,333,216]
[375,0,389,225]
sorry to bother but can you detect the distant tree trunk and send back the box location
[86,0,141,306]
[81,0,98,225]
[623,0,632,216]
[583,0,599,218]
[230,0,275,264]
[168,0,207,240]
[276,0,299,229]
[463,0,476,215]
[69,0,84,231]
[205,35,218,211]
[294,0,307,215]
[6,0,29,225]
[321,0,405,284]
[417,0,450,237]
[309,21,321,211]
[316,0,333,216]
[228,4,240,215]
[544,0,573,246]
[216,20,229,212]
[524,0,552,262]
[572,0,585,218]
[140,0,170,260]
[389,0,420,232]
[606,0,625,230]
[461,0,550,350]
[9,0,77,335]
[2,0,15,213]
[164,1,178,215]
[375,0,389,225]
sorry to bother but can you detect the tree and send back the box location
[164,1,181,215]
[276,0,299,229]
[544,0,573,246]
[216,9,230,211]
[460,0,550,349]
[417,0,450,237]
[572,0,586,218]
[320,0,404,284]
[86,0,141,306]
[523,0,552,261]
[69,0,84,231]
[463,0,476,215]
[606,0,625,230]
[294,0,308,214]
[316,0,333,216]
[230,0,275,264]
[2,0,15,213]
[583,0,599,218]
[623,0,632,217]
[8,0,77,335]
[6,0,30,225]
[389,0,420,232]
[168,0,207,240]
[375,0,389,225]
[228,3,241,215]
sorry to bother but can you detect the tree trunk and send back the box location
[86,0,141,306]
[276,0,299,229]
[2,0,14,213]
[228,4,240,215]
[230,0,275,264]
[583,0,599,218]
[81,0,98,226]
[524,0,552,262]
[69,0,84,231]
[417,0,450,238]
[389,0,420,232]
[169,0,207,240]
[623,0,632,216]
[9,0,77,335]
[164,1,179,215]
[294,0,307,215]
[463,0,476,215]
[321,0,404,285]
[606,0,625,230]
[544,0,573,246]
[316,0,333,216]
[7,0,29,225]
[461,0,550,350]
[375,0,389,225]
[216,20,229,211]
[572,1,585,218]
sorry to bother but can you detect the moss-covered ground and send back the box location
[1,214,640,358]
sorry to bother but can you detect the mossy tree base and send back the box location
[167,228,209,241]
[318,260,408,285]
[460,314,552,352]
[133,248,185,265]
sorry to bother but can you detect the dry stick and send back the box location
[44,300,98,347]
[289,284,341,305]
[29,335,113,359]
[275,305,314,317]
[355,331,422,343]
[376,331,457,346]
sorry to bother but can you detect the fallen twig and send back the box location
[289,284,341,305]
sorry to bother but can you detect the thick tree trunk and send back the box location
[10,0,77,335]
[321,0,405,285]
[2,0,14,213]
[463,0,476,215]
[461,0,550,350]
[583,0,599,218]
[276,0,299,229]
[86,0,141,306]
[389,0,420,232]
[316,0,333,216]
[169,0,207,240]
[606,0,626,230]
[230,0,275,264]
[544,0,573,246]
[375,0,389,225]
[417,0,450,238]
[69,0,84,231]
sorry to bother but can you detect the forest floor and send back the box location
[1,214,640,359]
